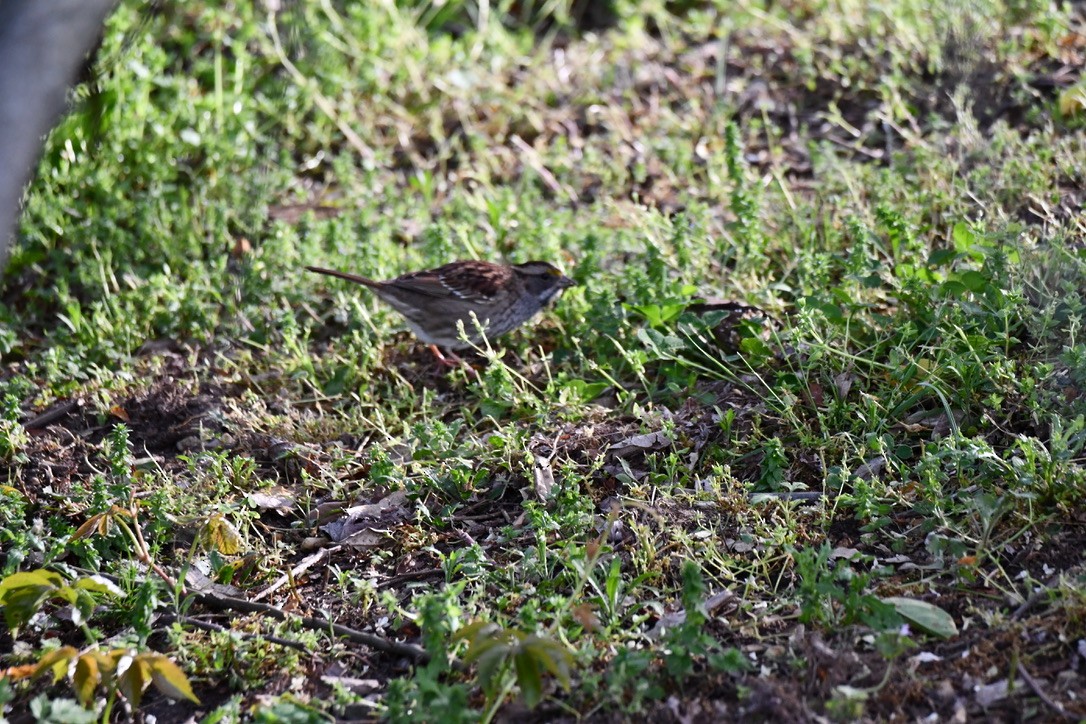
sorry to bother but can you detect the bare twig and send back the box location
[22,399,81,429]
[266,9,376,166]
[253,545,339,602]
[1016,662,1073,721]
[376,567,445,590]
[157,614,309,652]
[510,134,579,205]
[1012,574,1060,621]
[75,566,430,663]
[748,491,826,502]
[451,511,506,523]
[192,590,430,662]
[819,133,884,161]
[713,13,729,99]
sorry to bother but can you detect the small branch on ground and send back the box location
[376,567,445,590]
[1017,662,1073,721]
[157,614,310,652]
[192,589,430,662]
[21,399,82,429]
[1011,574,1063,621]
[252,545,339,602]
[510,134,579,205]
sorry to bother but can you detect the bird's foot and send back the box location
[428,345,480,379]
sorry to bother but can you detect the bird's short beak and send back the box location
[559,275,577,288]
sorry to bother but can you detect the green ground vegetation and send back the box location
[2,0,1086,720]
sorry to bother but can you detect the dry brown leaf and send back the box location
[247,487,296,512]
[533,456,555,502]
[609,431,671,459]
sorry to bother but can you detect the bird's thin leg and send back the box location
[428,345,480,379]
[428,344,461,367]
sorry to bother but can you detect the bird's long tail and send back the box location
[305,266,380,288]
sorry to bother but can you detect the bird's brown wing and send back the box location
[391,260,512,301]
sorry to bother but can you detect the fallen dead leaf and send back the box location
[533,455,556,503]
[830,547,861,561]
[247,487,297,512]
[572,603,601,632]
[323,490,410,544]
[340,529,384,549]
[853,457,886,481]
[973,678,1008,708]
[609,431,672,459]
[343,490,408,519]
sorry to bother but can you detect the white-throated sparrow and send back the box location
[306,260,575,356]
